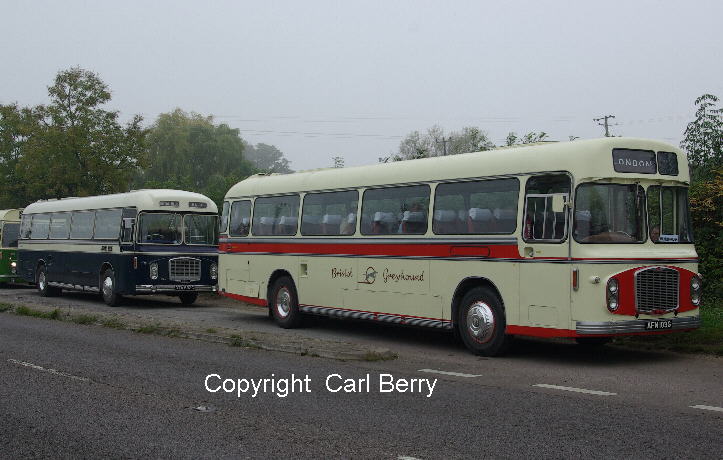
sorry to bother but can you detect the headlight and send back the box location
[10,261,17,268]
[150,262,159,280]
[606,278,619,312]
[10,261,17,273]
[210,263,218,280]
[690,275,702,306]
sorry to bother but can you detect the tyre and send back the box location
[575,337,611,347]
[100,268,122,307]
[269,276,302,328]
[37,265,61,297]
[179,292,198,305]
[457,286,509,356]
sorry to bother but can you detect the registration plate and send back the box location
[645,320,672,331]
[174,285,196,291]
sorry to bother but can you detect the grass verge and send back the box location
[615,299,723,355]
[15,305,61,320]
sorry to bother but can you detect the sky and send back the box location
[2,0,722,171]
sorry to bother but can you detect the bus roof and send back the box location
[22,189,218,215]
[0,209,21,222]
[226,137,689,199]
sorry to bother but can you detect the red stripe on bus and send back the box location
[505,325,698,338]
[220,291,267,306]
[220,242,521,258]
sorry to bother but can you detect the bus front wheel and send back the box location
[37,265,61,297]
[270,276,302,328]
[458,287,510,356]
[101,268,122,307]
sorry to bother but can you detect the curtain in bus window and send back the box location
[70,211,95,239]
[647,186,693,243]
[252,195,300,236]
[19,215,32,239]
[229,201,251,237]
[94,209,123,239]
[361,185,430,235]
[30,213,51,239]
[220,201,230,233]
[49,213,71,239]
[301,190,358,236]
[433,178,519,234]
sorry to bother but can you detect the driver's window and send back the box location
[523,175,570,242]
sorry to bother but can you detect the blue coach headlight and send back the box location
[150,262,159,280]
[210,263,218,280]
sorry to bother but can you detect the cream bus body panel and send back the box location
[220,137,699,342]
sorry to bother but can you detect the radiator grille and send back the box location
[635,267,679,313]
[169,257,201,282]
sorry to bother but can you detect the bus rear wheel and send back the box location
[179,292,198,305]
[270,276,302,328]
[101,268,122,307]
[37,265,61,297]
[458,287,509,356]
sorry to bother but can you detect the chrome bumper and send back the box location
[576,316,700,335]
[135,285,217,293]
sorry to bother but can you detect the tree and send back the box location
[389,125,494,161]
[681,94,723,181]
[7,67,146,203]
[138,109,256,206]
[244,142,292,173]
[505,131,549,146]
[0,103,41,207]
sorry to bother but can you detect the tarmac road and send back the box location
[0,286,721,458]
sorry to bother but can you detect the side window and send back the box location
[433,178,519,234]
[523,175,570,242]
[30,213,51,239]
[361,185,430,235]
[70,211,95,239]
[220,201,230,234]
[2,222,20,248]
[252,195,300,236]
[302,190,358,236]
[94,209,122,239]
[20,214,32,239]
[229,200,252,237]
[49,212,71,239]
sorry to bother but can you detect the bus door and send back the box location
[518,174,572,330]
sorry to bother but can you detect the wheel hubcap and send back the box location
[467,301,495,343]
[276,287,291,318]
[103,276,113,298]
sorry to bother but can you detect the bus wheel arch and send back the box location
[267,271,303,328]
[451,277,510,356]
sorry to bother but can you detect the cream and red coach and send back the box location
[218,138,701,355]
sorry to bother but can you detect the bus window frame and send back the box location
[521,173,572,245]
[431,177,520,236]
[360,184,431,236]
[573,182,647,245]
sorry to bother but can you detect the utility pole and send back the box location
[436,136,452,156]
[593,115,617,137]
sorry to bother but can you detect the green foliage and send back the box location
[388,125,494,162]
[681,94,723,181]
[681,94,723,301]
[505,131,549,146]
[71,314,98,325]
[136,109,257,207]
[15,306,61,320]
[244,142,293,173]
[689,169,723,300]
[0,67,147,207]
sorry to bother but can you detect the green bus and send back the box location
[0,209,22,285]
